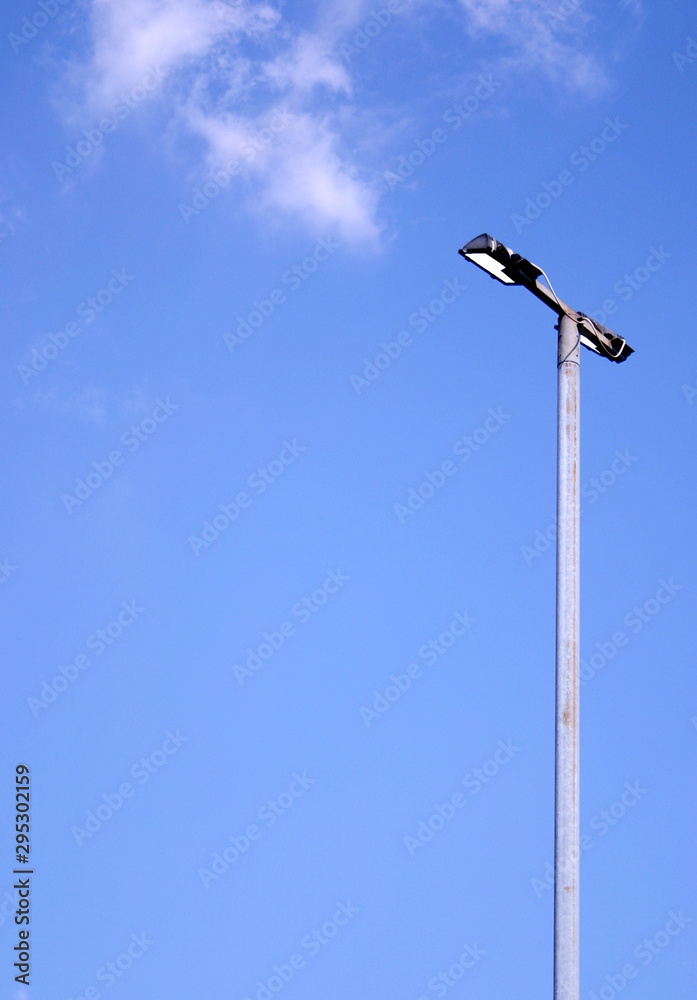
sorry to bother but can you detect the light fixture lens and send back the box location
[465,252,517,284]
[578,333,601,354]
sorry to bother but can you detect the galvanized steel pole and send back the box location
[554,313,581,1000]
[458,233,634,997]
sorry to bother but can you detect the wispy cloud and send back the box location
[23,385,109,423]
[78,0,278,111]
[68,0,380,242]
[184,103,380,242]
[0,189,27,241]
[60,0,638,242]
[20,382,186,425]
[456,0,611,94]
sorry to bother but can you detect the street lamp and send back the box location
[458,234,634,1000]
[459,233,633,362]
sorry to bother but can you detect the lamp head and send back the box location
[458,232,635,363]
[458,233,543,286]
[577,315,634,363]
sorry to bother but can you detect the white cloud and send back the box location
[260,115,378,241]
[456,0,608,94]
[263,32,352,95]
[70,0,380,242]
[81,0,277,111]
[24,385,109,423]
[0,200,26,240]
[64,0,632,242]
[185,104,379,242]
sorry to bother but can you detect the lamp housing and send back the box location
[458,233,634,363]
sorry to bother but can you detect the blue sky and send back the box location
[1,1,696,998]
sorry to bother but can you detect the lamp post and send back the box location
[458,235,634,1000]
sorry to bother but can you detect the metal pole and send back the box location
[554,313,581,1000]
